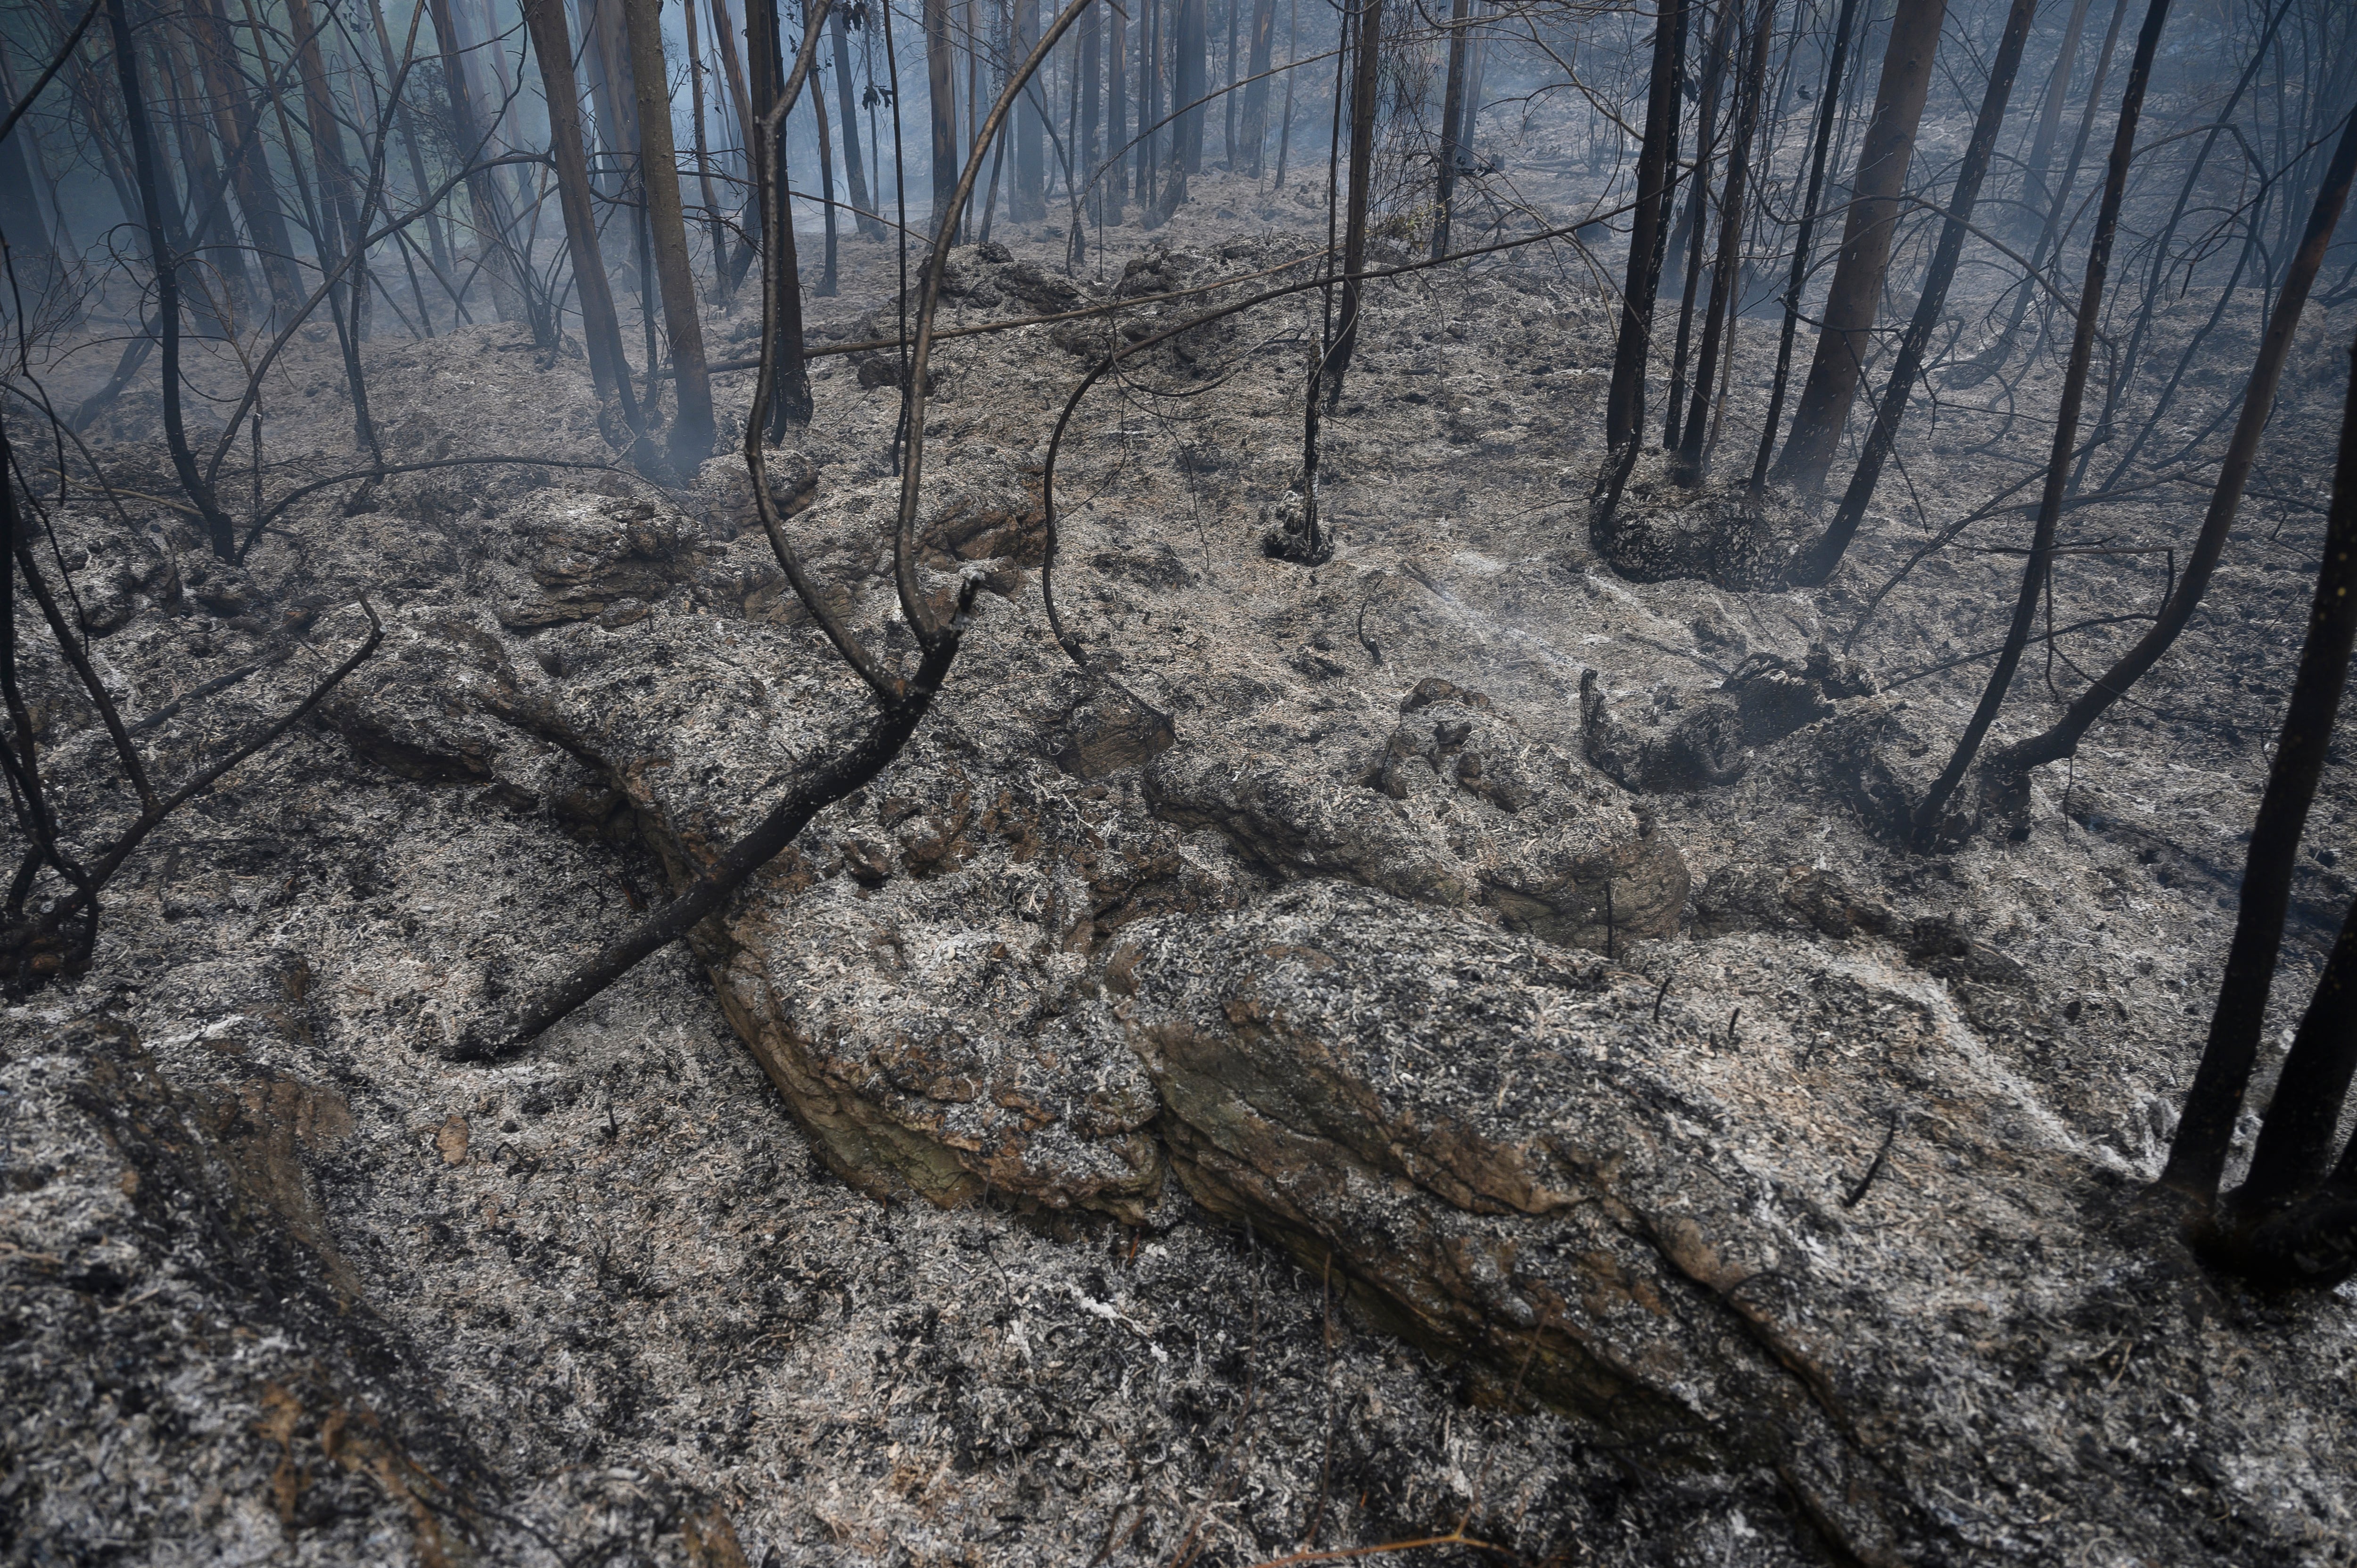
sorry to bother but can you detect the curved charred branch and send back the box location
[1784,0,2038,583]
[1907,0,2174,850]
[1980,105,2357,782]
[893,0,1103,649]
[452,585,978,1059]
[2161,337,2357,1206]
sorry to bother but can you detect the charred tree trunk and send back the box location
[2159,337,2357,1284]
[1593,0,1687,526]
[2012,0,2095,244]
[0,32,61,292]
[1013,0,1047,218]
[363,0,455,281]
[284,0,384,455]
[1240,0,1273,179]
[1909,0,2174,849]
[1271,0,1294,189]
[711,0,760,285]
[926,0,960,237]
[684,0,729,289]
[1955,0,2130,384]
[627,0,716,467]
[1175,0,1206,177]
[751,0,812,431]
[1663,0,1738,452]
[811,36,841,294]
[1985,103,2357,784]
[425,0,528,324]
[1430,0,1469,261]
[1783,0,2040,579]
[1671,0,1777,485]
[1326,0,1380,405]
[1079,0,1102,219]
[1770,0,1946,494]
[1107,0,1127,208]
[1747,0,1862,497]
[524,0,643,427]
[830,3,880,237]
[103,0,234,557]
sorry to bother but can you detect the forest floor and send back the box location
[6,135,2357,1568]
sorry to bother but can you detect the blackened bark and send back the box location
[523,0,642,424]
[1784,0,2039,579]
[1772,0,1947,494]
[2167,336,2357,1203]
[626,0,717,466]
[103,0,235,558]
[1909,0,2175,849]
[1986,102,2357,779]
[1596,0,1687,494]
[1327,0,1381,404]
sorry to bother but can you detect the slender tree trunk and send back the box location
[626,0,715,467]
[1104,0,1126,210]
[812,35,841,294]
[156,27,251,326]
[1748,0,1862,498]
[0,56,57,289]
[751,0,812,430]
[926,0,960,237]
[1431,0,1469,261]
[1176,0,1206,174]
[1987,104,2357,780]
[1005,0,1042,218]
[2165,334,2357,1203]
[1771,0,1947,494]
[1456,0,1486,154]
[1327,0,1380,403]
[1240,0,1274,180]
[426,0,528,322]
[364,0,454,278]
[1783,0,2038,576]
[1138,0,1160,213]
[1079,0,1101,222]
[2077,0,2294,492]
[1271,0,1294,189]
[684,0,726,289]
[709,0,759,282]
[1672,0,1778,484]
[2013,0,2094,244]
[103,0,233,556]
[1957,0,2129,383]
[1910,0,2174,850]
[1599,0,1686,469]
[523,0,643,426]
[1663,0,1738,451]
[830,3,878,236]
[1222,0,1238,166]
[282,0,383,449]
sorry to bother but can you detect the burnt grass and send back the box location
[5,140,2357,1568]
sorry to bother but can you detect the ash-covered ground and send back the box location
[5,140,2357,1568]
